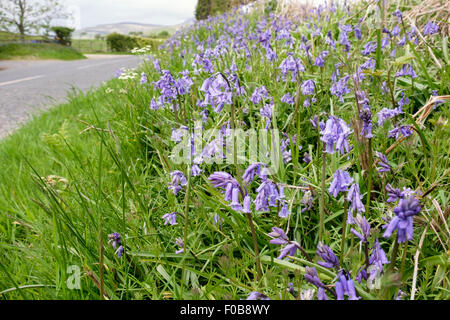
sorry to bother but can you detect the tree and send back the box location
[51,26,74,45]
[194,0,257,21]
[0,0,70,41]
[195,0,211,21]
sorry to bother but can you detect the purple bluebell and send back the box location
[350,214,371,243]
[388,125,413,140]
[320,116,352,155]
[230,186,242,211]
[361,41,377,56]
[246,292,270,300]
[162,212,178,226]
[169,170,187,195]
[150,98,159,110]
[424,21,439,35]
[191,164,202,177]
[242,195,252,214]
[369,239,389,271]
[335,273,360,300]
[377,107,403,126]
[328,170,354,198]
[268,227,302,260]
[279,202,290,218]
[347,183,365,224]
[301,190,313,213]
[171,126,188,143]
[251,86,269,105]
[260,102,273,129]
[200,73,233,113]
[140,72,147,84]
[316,242,339,269]
[278,54,305,82]
[108,232,124,258]
[301,79,316,96]
[383,196,421,243]
[393,9,402,23]
[395,64,418,79]
[242,163,265,184]
[175,238,184,254]
[330,75,351,103]
[385,184,405,203]
[375,152,391,173]
[303,152,311,164]
[281,92,294,105]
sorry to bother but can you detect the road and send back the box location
[0,54,143,138]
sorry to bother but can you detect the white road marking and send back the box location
[0,75,44,87]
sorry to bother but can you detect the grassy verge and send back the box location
[0,43,85,60]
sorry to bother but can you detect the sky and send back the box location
[63,0,198,29]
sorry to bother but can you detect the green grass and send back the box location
[0,43,85,60]
[0,31,44,41]
[71,39,110,53]
[0,0,449,301]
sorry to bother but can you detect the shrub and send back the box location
[106,32,138,52]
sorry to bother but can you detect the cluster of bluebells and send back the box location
[145,1,437,300]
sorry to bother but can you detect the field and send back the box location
[71,39,110,53]
[0,43,85,60]
[0,0,449,301]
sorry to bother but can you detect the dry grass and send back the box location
[405,0,450,36]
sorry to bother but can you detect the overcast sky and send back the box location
[63,0,198,29]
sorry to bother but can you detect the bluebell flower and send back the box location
[108,232,124,258]
[301,79,316,95]
[328,170,354,198]
[395,64,418,79]
[140,72,147,84]
[347,183,365,224]
[350,214,371,243]
[281,92,294,105]
[175,238,184,254]
[162,212,178,226]
[361,41,377,56]
[388,125,413,140]
[169,170,187,195]
[383,196,421,243]
[335,273,360,300]
[375,152,391,173]
[320,116,352,155]
[316,242,339,269]
[423,21,439,35]
[377,107,403,126]
[385,183,405,203]
[246,291,270,300]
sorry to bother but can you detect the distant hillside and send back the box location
[73,21,191,39]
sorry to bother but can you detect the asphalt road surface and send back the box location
[0,54,143,138]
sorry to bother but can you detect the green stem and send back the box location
[339,200,348,266]
[246,212,262,282]
[319,145,326,242]
[389,237,400,272]
[366,138,373,214]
